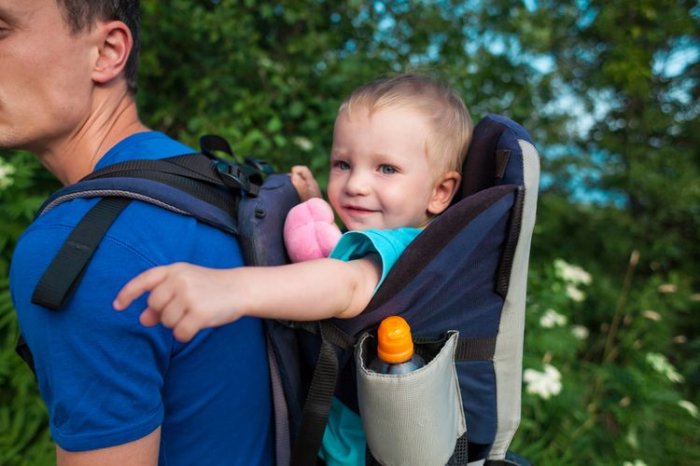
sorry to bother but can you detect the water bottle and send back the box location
[369,316,425,374]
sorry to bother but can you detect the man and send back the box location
[4,1,273,465]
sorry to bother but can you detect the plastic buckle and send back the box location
[245,156,274,176]
[212,160,258,195]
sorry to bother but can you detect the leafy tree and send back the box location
[1,1,698,464]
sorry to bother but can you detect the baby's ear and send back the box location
[427,171,461,215]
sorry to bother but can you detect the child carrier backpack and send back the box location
[18,114,539,466]
[269,114,540,466]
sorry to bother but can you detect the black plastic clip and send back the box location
[245,156,274,176]
[212,160,260,196]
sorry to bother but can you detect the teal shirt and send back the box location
[319,227,422,466]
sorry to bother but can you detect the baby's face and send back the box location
[327,106,442,231]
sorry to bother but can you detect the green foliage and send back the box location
[513,258,700,465]
[1,1,698,464]
[0,151,55,466]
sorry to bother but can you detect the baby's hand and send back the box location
[114,263,241,342]
[284,198,342,262]
[290,165,322,202]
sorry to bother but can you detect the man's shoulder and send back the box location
[96,131,194,168]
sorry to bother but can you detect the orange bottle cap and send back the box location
[377,316,415,364]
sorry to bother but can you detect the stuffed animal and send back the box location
[284,197,342,262]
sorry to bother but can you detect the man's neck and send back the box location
[39,87,150,185]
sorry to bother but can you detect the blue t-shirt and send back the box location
[319,227,422,466]
[10,132,273,465]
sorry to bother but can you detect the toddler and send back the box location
[114,72,473,465]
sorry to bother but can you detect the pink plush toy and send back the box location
[284,198,343,262]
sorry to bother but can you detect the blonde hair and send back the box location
[338,73,473,174]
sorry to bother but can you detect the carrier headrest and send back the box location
[455,114,534,203]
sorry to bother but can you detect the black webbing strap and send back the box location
[455,335,498,361]
[81,154,221,185]
[82,153,260,197]
[31,197,131,310]
[78,155,246,211]
[291,322,354,466]
[15,333,36,374]
[496,187,524,298]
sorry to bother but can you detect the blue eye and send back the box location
[379,164,397,174]
[333,160,350,170]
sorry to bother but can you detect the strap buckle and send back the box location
[212,160,260,196]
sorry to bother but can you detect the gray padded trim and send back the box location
[40,189,189,216]
[489,140,540,460]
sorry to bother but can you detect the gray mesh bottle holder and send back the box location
[355,331,465,466]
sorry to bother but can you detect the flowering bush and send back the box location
[512,256,700,465]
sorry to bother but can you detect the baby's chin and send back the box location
[341,217,384,232]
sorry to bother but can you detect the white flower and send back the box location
[657,283,677,293]
[566,284,586,302]
[646,353,684,383]
[292,136,313,152]
[523,364,562,399]
[571,325,589,340]
[623,460,647,466]
[642,310,661,321]
[540,309,567,328]
[0,158,16,190]
[678,400,698,418]
[554,259,592,285]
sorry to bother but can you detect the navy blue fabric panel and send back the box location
[336,189,515,339]
[488,114,532,143]
[493,126,527,189]
[459,117,504,198]
[457,360,497,444]
[459,114,533,200]
[237,173,299,266]
[400,207,510,338]
[42,177,237,234]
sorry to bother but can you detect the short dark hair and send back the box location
[56,0,141,93]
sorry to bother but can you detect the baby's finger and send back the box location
[139,308,162,327]
[173,315,203,343]
[291,165,312,180]
[114,267,168,310]
[160,300,187,329]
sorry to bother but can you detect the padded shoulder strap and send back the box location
[38,154,250,232]
[31,153,256,311]
[32,197,131,310]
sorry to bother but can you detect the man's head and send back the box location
[327,73,472,231]
[0,0,140,156]
[56,0,140,94]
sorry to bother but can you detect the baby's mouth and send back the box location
[344,205,376,214]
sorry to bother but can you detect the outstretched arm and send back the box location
[114,256,380,342]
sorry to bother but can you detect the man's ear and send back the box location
[428,170,461,215]
[92,21,132,85]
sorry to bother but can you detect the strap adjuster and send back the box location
[212,160,259,196]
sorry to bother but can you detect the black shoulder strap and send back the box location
[30,151,263,311]
[31,197,131,310]
[291,321,354,466]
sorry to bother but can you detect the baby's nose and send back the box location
[344,172,371,195]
